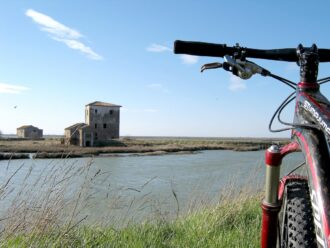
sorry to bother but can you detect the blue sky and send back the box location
[1,1,330,137]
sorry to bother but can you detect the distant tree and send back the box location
[0,130,2,139]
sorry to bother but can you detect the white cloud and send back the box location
[146,43,199,65]
[147,83,169,93]
[228,75,246,91]
[52,38,103,60]
[146,43,172,53]
[26,9,82,39]
[26,9,103,60]
[0,83,29,94]
[180,54,199,65]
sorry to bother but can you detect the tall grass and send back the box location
[1,194,261,247]
[0,158,262,247]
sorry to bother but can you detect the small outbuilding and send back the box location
[64,123,88,146]
[17,125,43,139]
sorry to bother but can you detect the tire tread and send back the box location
[280,180,317,248]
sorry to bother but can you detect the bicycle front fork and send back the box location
[261,142,300,248]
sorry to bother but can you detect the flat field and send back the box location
[0,136,289,159]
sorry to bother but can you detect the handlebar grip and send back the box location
[174,40,330,62]
[174,40,297,61]
[174,40,233,57]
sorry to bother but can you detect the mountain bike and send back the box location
[174,40,330,248]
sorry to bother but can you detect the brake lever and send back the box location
[224,55,270,79]
[201,62,223,73]
[224,55,245,72]
[200,56,270,79]
[224,55,252,79]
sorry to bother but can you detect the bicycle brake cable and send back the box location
[286,161,305,176]
[267,73,324,133]
[269,91,295,133]
[318,76,330,85]
[202,59,323,133]
[277,96,323,131]
[277,95,295,127]
[268,73,296,89]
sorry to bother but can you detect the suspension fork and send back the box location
[261,142,300,248]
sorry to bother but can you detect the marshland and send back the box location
[0,137,289,159]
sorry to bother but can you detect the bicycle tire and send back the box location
[278,179,317,248]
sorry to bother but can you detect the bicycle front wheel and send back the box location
[278,179,317,248]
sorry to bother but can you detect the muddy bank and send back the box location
[0,137,289,159]
[0,153,30,160]
[3,150,199,160]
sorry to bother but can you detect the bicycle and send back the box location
[174,40,330,248]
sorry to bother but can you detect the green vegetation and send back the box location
[0,194,261,247]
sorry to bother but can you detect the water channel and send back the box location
[0,150,304,226]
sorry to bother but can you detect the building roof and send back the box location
[17,125,40,130]
[86,101,122,107]
[80,125,91,130]
[64,123,86,130]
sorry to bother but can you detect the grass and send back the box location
[0,194,261,247]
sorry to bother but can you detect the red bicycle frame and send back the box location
[262,82,330,248]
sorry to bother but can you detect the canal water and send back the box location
[0,150,304,225]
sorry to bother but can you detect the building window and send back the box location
[95,109,98,114]
[103,123,107,128]
[109,110,113,115]
[95,123,97,128]
[94,132,98,140]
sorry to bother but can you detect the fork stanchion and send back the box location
[261,142,301,248]
[261,145,282,248]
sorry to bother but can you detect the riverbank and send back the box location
[0,137,289,159]
[0,193,261,247]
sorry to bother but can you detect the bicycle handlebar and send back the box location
[174,40,330,62]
